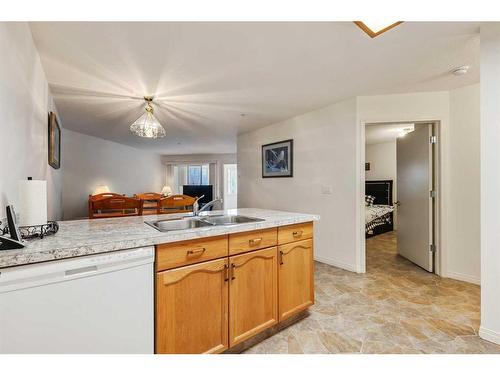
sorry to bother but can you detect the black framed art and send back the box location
[261,139,293,178]
[48,111,61,169]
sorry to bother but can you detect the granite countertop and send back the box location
[0,208,319,269]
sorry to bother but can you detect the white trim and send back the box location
[479,326,500,345]
[314,256,358,273]
[445,271,480,285]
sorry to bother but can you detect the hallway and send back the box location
[245,231,500,353]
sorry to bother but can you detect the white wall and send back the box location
[448,84,481,284]
[479,23,500,345]
[0,23,63,221]
[62,129,165,219]
[238,98,361,271]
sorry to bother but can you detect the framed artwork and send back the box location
[262,139,293,178]
[48,111,61,169]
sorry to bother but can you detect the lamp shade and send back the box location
[161,185,173,196]
[93,184,110,195]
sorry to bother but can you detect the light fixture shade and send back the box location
[93,184,110,195]
[161,185,173,196]
[130,103,166,139]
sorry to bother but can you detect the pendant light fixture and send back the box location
[130,96,166,139]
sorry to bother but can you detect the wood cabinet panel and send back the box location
[278,239,314,321]
[229,247,278,347]
[156,235,228,271]
[278,222,313,245]
[228,228,277,255]
[156,258,229,354]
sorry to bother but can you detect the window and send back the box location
[187,164,209,185]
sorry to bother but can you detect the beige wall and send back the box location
[62,129,165,219]
[238,86,481,282]
[0,23,63,221]
[479,23,500,344]
[238,98,361,271]
[448,84,480,284]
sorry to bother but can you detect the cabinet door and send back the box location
[229,247,278,347]
[156,258,229,354]
[278,239,314,321]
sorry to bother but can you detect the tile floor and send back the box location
[244,231,500,354]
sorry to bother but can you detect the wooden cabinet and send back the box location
[278,222,313,245]
[228,247,278,346]
[156,235,228,271]
[278,239,314,321]
[156,258,229,354]
[228,228,277,255]
[155,222,314,353]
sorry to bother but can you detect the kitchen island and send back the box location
[0,208,319,354]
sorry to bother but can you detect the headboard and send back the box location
[366,180,393,206]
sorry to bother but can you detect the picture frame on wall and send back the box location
[48,111,61,169]
[262,139,293,178]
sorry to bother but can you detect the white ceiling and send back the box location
[365,123,415,145]
[29,22,480,154]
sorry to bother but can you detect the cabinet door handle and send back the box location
[292,230,303,237]
[249,238,262,246]
[224,264,229,282]
[230,263,236,280]
[279,250,284,265]
[187,247,206,256]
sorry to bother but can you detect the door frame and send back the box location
[358,120,443,276]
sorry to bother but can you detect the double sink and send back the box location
[146,214,264,232]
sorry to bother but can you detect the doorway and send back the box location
[363,121,439,273]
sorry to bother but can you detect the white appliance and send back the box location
[0,247,154,354]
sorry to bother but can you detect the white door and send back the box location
[223,164,237,210]
[396,124,434,272]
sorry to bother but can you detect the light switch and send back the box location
[321,185,333,195]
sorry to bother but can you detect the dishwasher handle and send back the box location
[65,265,98,276]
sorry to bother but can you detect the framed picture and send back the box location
[262,139,293,178]
[48,111,61,169]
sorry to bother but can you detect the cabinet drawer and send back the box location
[228,228,277,255]
[278,222,313,244]
[156,235,228,271]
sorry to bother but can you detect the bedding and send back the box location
[365,204,394,234]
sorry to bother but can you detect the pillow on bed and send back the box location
[365,195,376,206]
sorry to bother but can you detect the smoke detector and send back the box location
[452,66,469,76]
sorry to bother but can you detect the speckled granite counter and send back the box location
[0,208,319,268]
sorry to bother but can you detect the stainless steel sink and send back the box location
[200,215,265,226]
[145,218,212,232]
[146,215,264,232]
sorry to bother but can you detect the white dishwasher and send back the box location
[0,247,154,354]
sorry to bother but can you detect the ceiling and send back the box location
[29,22,480,154]
[365,123,415,145]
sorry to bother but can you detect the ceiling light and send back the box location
[354,21,403,38]
[130,96,166,139]
[452,65,469,76]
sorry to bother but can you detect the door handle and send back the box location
[292,230,303,237]
[224,264,229,282]
[230,263,236,280]
[279,250,284,265]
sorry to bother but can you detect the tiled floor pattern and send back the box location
[244,231,500,353]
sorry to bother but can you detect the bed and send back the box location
[365,180,394,237]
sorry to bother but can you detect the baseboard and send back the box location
[446,271,480,285]
[479,326,500,345]
[314,255,358,273]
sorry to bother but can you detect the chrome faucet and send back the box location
[193,197,223,216]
